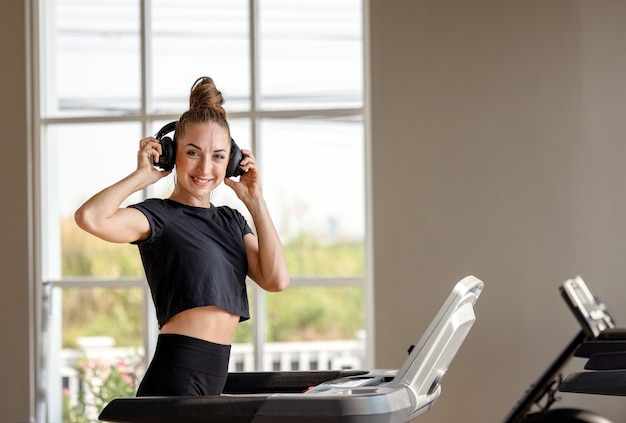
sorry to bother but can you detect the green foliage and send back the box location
[267,286,364,341]
[63,355,144,423]
[61,288,143,348]
[62,218,143,278]
[284,234,365,277]
[233,319,253,343]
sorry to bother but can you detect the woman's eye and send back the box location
[187,150,200,157]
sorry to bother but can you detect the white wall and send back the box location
[370,0,626,421]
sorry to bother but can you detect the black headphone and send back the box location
[153,121,245,178]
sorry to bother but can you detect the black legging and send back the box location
[136,333,231,396]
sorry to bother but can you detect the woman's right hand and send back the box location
[138,136,172,182]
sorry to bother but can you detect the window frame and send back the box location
[33,0,372,420]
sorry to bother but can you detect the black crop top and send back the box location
[129,198,253,329]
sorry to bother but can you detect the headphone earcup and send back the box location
[154,121,178,171]
[226,139,245,178]
[159,136,176,171]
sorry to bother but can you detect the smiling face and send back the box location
[169,122,231,207]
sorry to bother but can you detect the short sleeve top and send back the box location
[129,198,253,328]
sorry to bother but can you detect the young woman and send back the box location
[74,76,289,396]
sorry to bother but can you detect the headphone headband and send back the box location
[155,121,177,140]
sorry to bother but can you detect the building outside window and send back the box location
[36,1,367,421]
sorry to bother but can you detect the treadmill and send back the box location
[502,276,620,422]
[99,275,484,423]
[558,276,626,397]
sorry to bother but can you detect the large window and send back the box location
[37,1,366,421]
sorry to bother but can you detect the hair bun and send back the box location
[189,76,225,116]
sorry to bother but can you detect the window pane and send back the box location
[259,0,363,110]
[42,0,141,117]
[43,123,144,278]
[39,2,366,418]
[55,286,144,421]
[260,117,365,277]
[263,286,365,371]
[151,0,250,114]
[61,287,144,348]
[62,219,143,278]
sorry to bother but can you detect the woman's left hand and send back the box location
[223,149,262,202]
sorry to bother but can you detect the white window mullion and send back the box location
[140,0,151,119]
[139,0,159,368]
[248,0,266,372]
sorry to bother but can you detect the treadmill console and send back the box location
[560,276,615,339]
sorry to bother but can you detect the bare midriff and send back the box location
[159,305,240,345]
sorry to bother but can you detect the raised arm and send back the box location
[74,137,170,243]
[224,150,289,292]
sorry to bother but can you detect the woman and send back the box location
[74,76,290,396]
